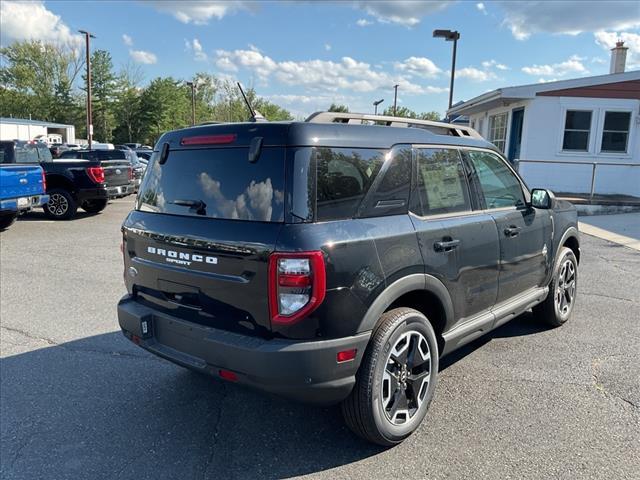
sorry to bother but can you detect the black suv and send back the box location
[118,113,580,446]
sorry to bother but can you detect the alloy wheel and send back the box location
[555,259,576,316]
[48,193,69,217]
[381,330,431,425]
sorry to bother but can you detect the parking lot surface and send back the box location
[1,198,639,480]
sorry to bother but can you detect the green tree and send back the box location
[328,103,349,113]
[85,49,116,142]
[112,62,144,143]
[383,106,442,121]
[138,77,190,144]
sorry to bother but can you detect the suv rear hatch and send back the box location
[123,136,286,338]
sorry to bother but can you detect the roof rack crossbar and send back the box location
[304,111,482,139]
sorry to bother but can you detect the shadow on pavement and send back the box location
[1,311,548,479]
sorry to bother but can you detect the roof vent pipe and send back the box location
[610,40,628,74]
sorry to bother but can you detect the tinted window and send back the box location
[413,148,471,216]
[14,146,40,164]
[137,147,285,222]
[562,110,591,151]
[315,148,384,221]
[0,143,14,164]
[601,111,631,153]
[466,150,525,208]
[361,147,411,217]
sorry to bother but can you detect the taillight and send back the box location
[180,134,237,146]
[41,169,46,191]
[128,166,133,180]
[268,251,326,325]
[86,166,105,184]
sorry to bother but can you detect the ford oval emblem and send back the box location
[19,178,28,184]
[116,169,122,175]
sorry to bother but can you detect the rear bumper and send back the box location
[76,187,109,203]
[106,184,135,198]
[0,194,49,213]
[117,295,370,405]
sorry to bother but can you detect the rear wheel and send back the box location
[43,188,77,220]
[0,213,18,231]
[341,307,438,446]
[81,199,108,214]
[533,247,578,327]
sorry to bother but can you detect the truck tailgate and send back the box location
[0,164,45,200]
[102,160,131,187]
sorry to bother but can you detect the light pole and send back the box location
[78,30,96,149]
[186,81,196,125]
[373,99,384,115]
[433,29,460,116]
[392,85,399,116]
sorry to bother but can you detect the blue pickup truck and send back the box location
[0,142,49,230]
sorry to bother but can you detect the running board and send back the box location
[441,286,549,356]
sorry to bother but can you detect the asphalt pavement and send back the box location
[1,198,638,480]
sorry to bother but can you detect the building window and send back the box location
[488,113,507,152]
[562,110,592,151]
[601,111,631,153]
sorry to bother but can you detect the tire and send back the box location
[0,213,18,231]
[43,188,78,220]
[81,199,108,214]
[341,307,439,446]
[533,247,578,327]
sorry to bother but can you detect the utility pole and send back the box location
[78,30,95,149]
[373,99,384,115]
[186,81,196,125]
[392,85,399,116]
[433,29,460,116]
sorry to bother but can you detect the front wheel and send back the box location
[533,247,578,327]
[341,307,439,446]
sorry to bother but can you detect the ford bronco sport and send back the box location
[118,112,580,446]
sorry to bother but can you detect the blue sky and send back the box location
[1,1,639,118]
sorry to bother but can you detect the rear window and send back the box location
[137,147,285,222]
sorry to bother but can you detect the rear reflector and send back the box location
[180,134,237,146]
[337,349,357,363]
[219,369,238,382]
[131,334,141,345]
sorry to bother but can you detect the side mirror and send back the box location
[531,188,553,209]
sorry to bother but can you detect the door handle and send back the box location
[504,226,521,237]
[434,239,460,252]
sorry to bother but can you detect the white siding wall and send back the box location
[0,122,47,141]
[468,96,640,197]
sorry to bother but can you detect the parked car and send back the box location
[115,146,145,191]
[0,142,49,230]
[49,143,69,158]
[118,112,580,446]
[124,143,142,149]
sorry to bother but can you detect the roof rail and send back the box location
[305,111,482,139]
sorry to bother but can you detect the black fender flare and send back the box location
[545,226,580,285]
[356,273,454,333]
[44,173,76,194]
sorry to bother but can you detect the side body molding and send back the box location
[356,274,454,334]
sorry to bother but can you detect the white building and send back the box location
[0,117,76,144]
[448,43,639,201]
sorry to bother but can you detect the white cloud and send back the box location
[324,43,332,51]
[214,48,447,95]
[354,1,451,27]
[594,31,640,69]
[476,3,487,14]
[122,34,133,46]
[356,18,373,27]
[129,49,158,64]
[456,67,497,82]
[522,55,588,77]
[497,1,640,40]
[0,0,81,47]
[185,38,207,61]
[394,56,442,78]
[145,0,254,25]
[482,59,509,70]
[537,78,561,83]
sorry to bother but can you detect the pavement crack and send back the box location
[591,357,639,411]
[0,325,152,360]
[581,291,636,303]
[201,383,228,480]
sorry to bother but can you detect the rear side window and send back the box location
[14,146,40,164]
[315,148,385,221]
[137,147,285,222]
[413,148,471,216]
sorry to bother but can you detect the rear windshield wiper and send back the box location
[171,199,207,216]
